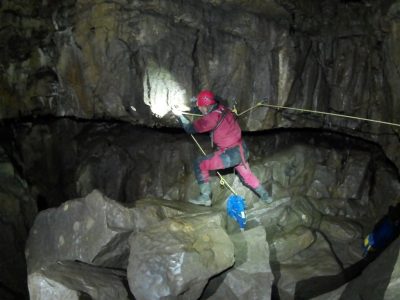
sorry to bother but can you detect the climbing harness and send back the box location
[190,134,237,195]
[210,106,229,148]
[190,133,247,231]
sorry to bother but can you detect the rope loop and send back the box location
[219,177,226,186]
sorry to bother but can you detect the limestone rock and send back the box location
[278,196,322,231]
[26,189,137,273]
[2,0,400,173]
[272,226,316,261]
[127,212,234,300]
[28,273,80,300]
[249,196,322,239]
[204,226,273,300]
[132,198,212,231]
[306,165,337,199]
[334,151,371,200]
[7,122,400,299]
[319,216,364,267]
[73,126,199,203]
[277,232,342,299]
[13,121,399,215]
[245,197,292,231]
[28,261,129,300]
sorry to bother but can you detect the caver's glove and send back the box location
[188,97,203,114]
[176,113,196,134]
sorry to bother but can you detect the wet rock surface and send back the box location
[1,0,400,169]
[1,0,400,298]
[17,120,400,299]
[127,212,233,299]
[28,261,130,300]
[25,190,137,274]
[203,226,273,300]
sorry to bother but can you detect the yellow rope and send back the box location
[190,134,238,195]
[236,101,400,128]
[235,104,260,117]
[183,112,202,117]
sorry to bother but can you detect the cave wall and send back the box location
[1,0,400,167]
[11,118,400,299]
[1,1,400,298]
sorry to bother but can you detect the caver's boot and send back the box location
[254,186,273,204]
[189,182,212,207]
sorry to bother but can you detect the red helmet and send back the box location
[196,90,216,106]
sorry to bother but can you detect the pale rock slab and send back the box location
[127,212,234,300]
[28,261,129,300]
[26,189,137,273]
[205,226,274,300]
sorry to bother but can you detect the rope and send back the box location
[190,134,238,195]
[236,101,400,128]
[183,112,202,117]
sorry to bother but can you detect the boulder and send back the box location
[127,212,234,300]
[272,226,316,261]
[204,226,273,299]
[28,261,129,300]
[319,216,364,267]
[26,189,137,273]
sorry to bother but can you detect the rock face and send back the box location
[204,226,273,300]
[25,190,137,274]
[10,120,400,213]
[4,116,396,299]
[2,1,400,298]
[127,213,234,300]
[11,122,202,207]
[22,128,400,299]
[28,261,129,300]
[26,189,236,299]
[24,185,400,299]
[1,0,400,169]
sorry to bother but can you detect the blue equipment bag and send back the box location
[227,194,247,231]
[363,216,397,255]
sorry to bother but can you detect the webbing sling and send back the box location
[210,107,229,148]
